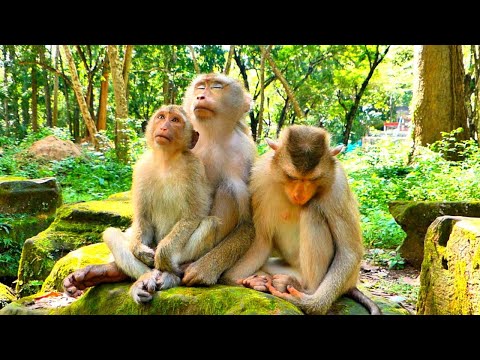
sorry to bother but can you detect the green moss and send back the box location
[16,194,133,296]
[0,176,28,182]
[41,243,112,293]
[0,283,17,309]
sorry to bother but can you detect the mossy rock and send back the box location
[417,216,480,314]
[389,201,480,268]
[2,242,408,315]
[0,282,17,309]
[15,192,133,297]
[0,177,62,215]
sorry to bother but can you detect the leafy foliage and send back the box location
[343,136,480,265]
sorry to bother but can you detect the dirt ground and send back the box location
[360,259,420,314]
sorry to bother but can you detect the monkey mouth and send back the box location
[155,134,171,142]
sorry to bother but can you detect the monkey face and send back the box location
[283,178,318,206]
[146,105,190,150]
[184,74,251,122]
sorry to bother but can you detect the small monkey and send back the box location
[226,125,382,315]
[179,73,257,286]
[63,105,220,303]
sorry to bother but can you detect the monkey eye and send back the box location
[196,84,206,90]
[157,114,165,119]
[210,82,224,90]
[171,117,180,123]
[284,172,297,181]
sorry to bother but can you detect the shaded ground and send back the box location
[360,256,420,314]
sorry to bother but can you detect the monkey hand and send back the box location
[132,244,155,267]
[157,271,181,290]
[271,274,303,293]
[130,269,162,304]
[265,278,310,309]
[238,274,272,292]
[182,260,219,286]
[154,246,181,276]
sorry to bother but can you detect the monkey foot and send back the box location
[63,262,129,298]
[240,274,273,292]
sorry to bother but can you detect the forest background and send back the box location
[1,45,480,310]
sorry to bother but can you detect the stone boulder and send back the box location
[1,242,408,315]
[0,283,16,309]
[389,201,480,268]
[0,177,62,214]
[0,177,61,278]
[417,216,480,314]
[15,192,132,296]
[27,135,82,161]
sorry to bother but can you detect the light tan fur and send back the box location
[103,105,221,303]
[180,73,256,286]
[227,125,380,315]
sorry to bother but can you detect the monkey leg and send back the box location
[182,222,254,287]
[63,262,129,298]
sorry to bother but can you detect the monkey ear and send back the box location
[189,130,200,149]
[331,145,344,157]
[265,138,279,151]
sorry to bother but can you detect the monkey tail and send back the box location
[345,287,382,315]
[103,227,151,280]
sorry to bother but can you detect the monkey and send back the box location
[63,105,220,303]
[179,73,257,287]
[225,124,382,315]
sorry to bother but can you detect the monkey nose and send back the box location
[197,95,205,100]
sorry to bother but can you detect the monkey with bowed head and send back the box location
[226,125,382,315]
[63,105,220,303]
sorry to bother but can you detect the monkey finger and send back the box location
[286,285,304,299]
[252,285,269,292]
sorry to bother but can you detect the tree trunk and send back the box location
[188,45,200,74]
[261,45,304,119]
[107,45,130,163]
[257,47,266,143]
[122,45,133,100]
[31,61,38,132]
[97,56,109,131]
[2,47,9,135]
[413,45,469,149]
[52,45,59,127]
[224,45,235,75]
[62,45,98,147]
[341,45,390,146]
[38,46,52,127]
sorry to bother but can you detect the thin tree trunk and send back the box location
[224,45,235,75]
[2,47,9,135]
[122,45,133,100]
[62,45,98,147]
[38,46,52,127]
[188,45,200,74]
[52,45,59,127]
[342,45,390,146]
[261,45,304,119]
[31,62,38,132]
[107,45,130,163]
[257,47,266,143]
[97,56,109,131]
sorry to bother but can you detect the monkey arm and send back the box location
[221,232,272,284]
[304,209,363,315]
[181,177,254,286]
[154,218,202,275]
[129,217,156,267]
